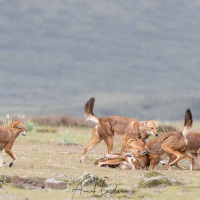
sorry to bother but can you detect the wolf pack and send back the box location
[80,97,199,171]
[0,97,199,171]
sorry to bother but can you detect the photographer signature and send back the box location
[72,178,129,199]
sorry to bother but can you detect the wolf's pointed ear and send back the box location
[139,121,147,131]
[15,123,22,129]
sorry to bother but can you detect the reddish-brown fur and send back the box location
[146,132,193,170]
[0,121,27,167]
[145,109,194,170]
[186,132,200,153]
[168,132,200,169]
[94,138,148,170]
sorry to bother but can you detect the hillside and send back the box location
[0,1,200,120]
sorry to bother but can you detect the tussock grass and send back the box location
[58,126,80,145]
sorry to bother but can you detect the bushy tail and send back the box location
[182,108,193,138]
[84,97,99,124]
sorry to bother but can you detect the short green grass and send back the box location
[1,125,200,200]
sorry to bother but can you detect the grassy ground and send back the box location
[1,126,200,200]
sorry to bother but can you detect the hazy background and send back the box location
[0,0,200,121]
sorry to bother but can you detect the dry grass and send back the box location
[0,126,200,200]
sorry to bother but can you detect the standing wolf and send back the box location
[80,97,159,162]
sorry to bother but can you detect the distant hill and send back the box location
[0,1,200,120]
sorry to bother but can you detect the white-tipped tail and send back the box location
[84,97,99,124]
